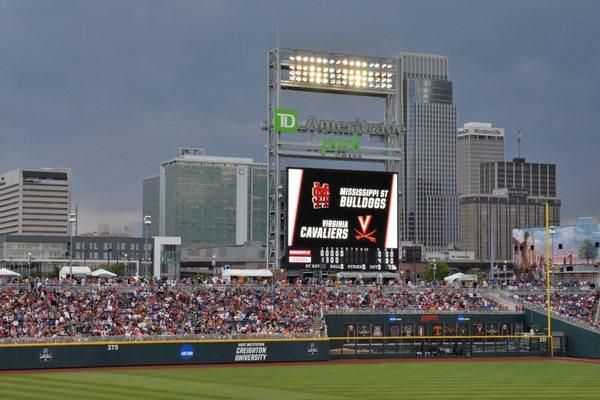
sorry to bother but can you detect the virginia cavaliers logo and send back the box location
[355,215,376,243]
[312,182,330,209]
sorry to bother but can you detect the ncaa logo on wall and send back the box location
[180,344,194,361]
[274,108,298,133]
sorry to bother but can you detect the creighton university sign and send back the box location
[274,109,404,155]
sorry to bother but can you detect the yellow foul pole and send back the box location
[545,202,553,356]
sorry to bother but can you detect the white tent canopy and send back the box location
[222,269,273,278]
[0,268,20,277]
[59,266,92,279]
[444,272,478,283]
[91,268,117,277]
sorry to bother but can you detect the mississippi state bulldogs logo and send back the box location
[312,182,330,209]
[355,215,376,243]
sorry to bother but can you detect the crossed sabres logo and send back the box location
[355,215,376,243]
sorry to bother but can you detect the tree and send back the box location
[96,263,126,276]
[578,239,598,265]
[466,268,485,283]
[50,265,61,279]
[424,261,452,282]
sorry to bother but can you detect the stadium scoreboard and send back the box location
[286,167,398,271]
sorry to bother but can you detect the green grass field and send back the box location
[0,359,597,400]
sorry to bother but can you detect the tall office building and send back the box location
[457,122,505,196]
[459,158,560,261]
[0,168,71,236]
[479,158,557,198]
[143,148,267,246]
[395,52,458,251]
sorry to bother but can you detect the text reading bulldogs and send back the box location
[339,187,388,209]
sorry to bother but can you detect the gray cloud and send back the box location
[1,0,598,233]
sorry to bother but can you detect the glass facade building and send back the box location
[143,149,267,246]
[0,234,152,275]
[154,237,181,280]
[249,167,267,244]
[396,53,458,251]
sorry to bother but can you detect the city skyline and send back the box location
[1,0,599,233]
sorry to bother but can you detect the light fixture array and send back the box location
[284,54,395,90]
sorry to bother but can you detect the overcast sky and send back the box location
[1,0,599,234]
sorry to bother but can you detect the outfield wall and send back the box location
[324,313,549,359]
[325,313,527,338]
[0,339,329,371]
[524,308,600,359]
[5,311,592,370]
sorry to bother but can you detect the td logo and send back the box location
[274,108,298,133]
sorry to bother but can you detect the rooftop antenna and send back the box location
[275,12,280,50]
[275,12,280,108]
[517,130,524,158]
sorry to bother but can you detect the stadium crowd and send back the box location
[0,278,503,339]
[502,280,596,291]
[512,291,600,328]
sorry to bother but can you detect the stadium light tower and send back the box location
[266,48,404,270]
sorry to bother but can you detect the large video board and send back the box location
[512,219,600,280]
[286,167,398,271]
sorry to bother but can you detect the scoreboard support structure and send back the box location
[266,48,404,269]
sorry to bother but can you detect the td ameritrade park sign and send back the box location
[274,108,404,155]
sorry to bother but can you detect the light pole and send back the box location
[143,216,152,277]
[27,252,32,278]
[212,254,216,277]
[549,226,556,285]
[68,212,77,277]
[432,259,437,283]
[107,247,112,271]
[503,260,507,281]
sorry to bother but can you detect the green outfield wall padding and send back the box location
[0,340,329,371]
[524,308,600,359]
